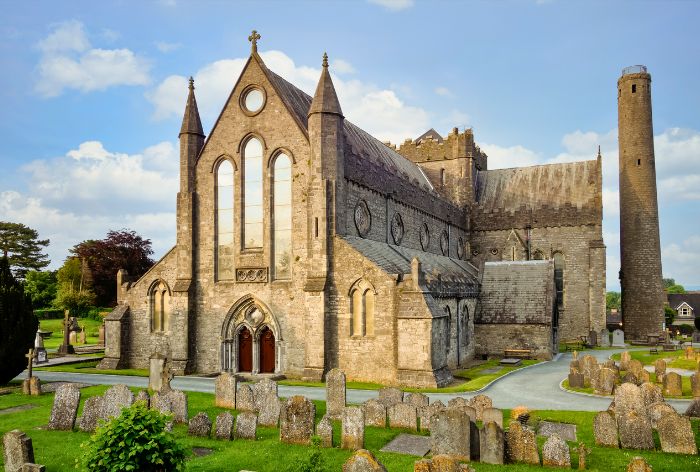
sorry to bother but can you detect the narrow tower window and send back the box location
[216,160,234,280]
[631,84,636,93]
[637,159,641,166]
[553,252,565,308]
[440,168,446,185]
[273,153,292,279]
[243,138,264,248]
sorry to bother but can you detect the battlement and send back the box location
[622,65,647,76]
[394,127,488,170]
[471,201,601,231]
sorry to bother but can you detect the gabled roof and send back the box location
[668,292,700,314]
[475,160,600,212]
[415,128,444,144]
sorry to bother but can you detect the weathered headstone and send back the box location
[404,392,429,408]
[19,463,46,471]
[480,421,504,465]
[418,455,475,472]
[663,372,683,396]
[377,387,403,406]
[587,330,598,347]
[505,421,539,464]
[388,403,417,431]
[468,394,493,421]
[235,411,257,440]
[618,410,654,450]
[418,400,444,431]
[317,415,333,447]
[430,409,470,461]
[654,359,667,383]
[134,389,150,406]
[620,351,631,371]
[627,360,644,378]
[280,396,315,445]
[622,372,640,386]
[69,331,77,345]
[577,442,589,470]
[151,391,173,415]
[236,384,256,411]
[599,329,611,347]
[2,430,35,472]
[648,401,676,429]
[342,449,387,472]
[593,410,618,447]
[447,397,468,410]
[640,382,663,407]
[215,372,236,409]
[188,412,212,437]
[656,412,698,454]
[612,329,625,347]
[98,324,105,345]
[326,368,346,419]
[541,434,570,468]
[258,392,281,427]
[691,372,700,398]
[626,456,652,472]
[538,421,577,442]
[684,398,700,417]
[482,408,503,429]
[168,390,188,424]
[595,368,617,395]
[252,378,278,411]
[101,384,134,420]
[215,411,233,440]
[362,399,387,427]
[78,329,86,344]
[568,370,585,389]
[47,383,81,430]
[78,395,104,432]
[342,406,365,450]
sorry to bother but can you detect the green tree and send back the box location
[663,278,686,293]
[606,291,621,311]
[0,222,50,278]
[24,270,57,308]
[665,306,676,326]
[0,256,39,384]
[53,257,96,316]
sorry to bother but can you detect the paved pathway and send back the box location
[18,348,693,413]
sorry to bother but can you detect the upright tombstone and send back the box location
[656,413,698,455]
[663,372,683,396]
[342,449,387,472]
[684,398,700,417]
[599,329,611,347]
[691,371,700,398]
[236,384,256,411]
[595,368,617,395]
[98,323,105,346]
[587,330,598,347]
[215,411,234,440]
[388,403,417,431]
[430,409,470,461]
[341,406,365,450]
[654,359,666,384]
[612,330,625,347]
[362,399,387,427]
[418,400,444,431]
[47,383,81,430]
[78,395,104,432]
[101,384,134,420]
[568,367,585,389]
[482,408,503,429]
[614,383,653,449]
[258,392,281,427]
[33,331,48,365]
[235,411,258,440]
[215,372,237,408]
[135,389,150,406]
[252,378,278,411]
[377,387,403,406]
[151,391,173,415]
[188,412,212,437]
[505,421,539,465]
[469,394,493,421]
[626,457,652,472]
[541,434,570,468]
[317,415,334,448]
[168,390,188,424]
[326,368,346,419]
[480,421,504,465]
[280,396,315,445]
[404,392,429,409]
[640,382,663,407]
[2,430,35,472]
[648,402,676,429]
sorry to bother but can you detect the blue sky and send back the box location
[0,0,698,290]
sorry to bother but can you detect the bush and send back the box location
[79,402,187,472]
[34,308,64,319]
[0,256,38,384]
[292,436,326,472]
[85,306,111,322]
[54,289,96,317]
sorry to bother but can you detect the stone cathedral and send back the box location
[100,33,606,387]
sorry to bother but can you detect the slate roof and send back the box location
[475,260,554,324]
[266,70,434,191]
[668,292,700,314]
[475,160,600,212]
[342,236,479,296]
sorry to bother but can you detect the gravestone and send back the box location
[379,434,431,457]
[188,412,212,437]
[47,383,80,430]
[595,368,616,395]
[418,400,444,431]
[587,330,598,347]
[3,430,35,472]
[656,413,698,454]
[215,411,234,440]
[388,403,417,431]
[258,392,281,427]
[377,387,404,406]
[317,415,333,447]
[684,398,700,417]
[541,434,570,468]
[691,372,700,397]
[612,330,625,347]
[468,394,493,421]
[215,372,236,409]
[663,372,682,396]
[640,382,663,406]
[621,372,640,386]
[480,421,504,465]
[19,463,46,471]
[654,359,666,383]
[69,331,77,345]
[342,449,387,472]
[362,399,387,427]
[252,379,278,411]
[33,331,47,365]
[447,397,468,411]
[236,384,256,411]
[78,395,104,432]
[505,421,539,465]
[626,457,652,472]
[159,364,174,393]
[417,455,475,472]
[538,421,577,442]
[168,390,188,423]
[482,408,503,428]
[235,411,257,440]
[78,329,86,344]
[326,368,346,419]
[648,401,676,429]
[593,411,618,447]
[98,324,105,345]
[568,370,584,389]
[404,392,429,408]
[627,360,644,379]
[599,329,611,347]
[430,409,470,461]
[618,410,654,450]
[151,391,173,415]
[135,389,150,407]
[101,384,134,420]
[342,406,365,450]
[280,396,315,445]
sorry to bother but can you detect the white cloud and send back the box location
[35,20,151,97]
[368,0,414,11]
[101,28,120,42]
[434,86,454,97]
[155,41,181,53]
[662,236,700,286]
[331,59,355,74]
[479,143,543,169]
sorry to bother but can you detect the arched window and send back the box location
[553,252,565,308]
[216,160,234,280]
[273,153,292,279]
[243,138,264,248]
[532,249,544,260]
[150,281,171,332]
[350,280,375,337]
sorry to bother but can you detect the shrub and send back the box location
[34,308,64,319]
[79,402,187,471]
[0,256,38,385]
[292,436,326,472]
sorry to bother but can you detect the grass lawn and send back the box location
[610,349,699,371]
[562,372,694,398]
[37,318,104,350]
[1,387,699,471]
[35,359,148,377]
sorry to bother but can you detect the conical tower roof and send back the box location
[179,77,204,137]
[308,53,343,117]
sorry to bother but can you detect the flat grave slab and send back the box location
[499,358,522,366]
[380,433,431,457]
[0,404,38,415]
[41,382,91,392]
[537,421,577,442]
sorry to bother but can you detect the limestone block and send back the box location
[430,409,470,461]
[326,368,346,419]
[341,406,365,450]
[215,372,236,409]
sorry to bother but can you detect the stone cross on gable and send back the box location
[248,30,261,53]
[26,348,34,378]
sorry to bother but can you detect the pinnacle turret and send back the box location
[179,77,204,137]
[308,53,343,117]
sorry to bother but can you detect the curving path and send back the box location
[17,348,693,413]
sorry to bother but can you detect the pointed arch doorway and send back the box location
[259,326,275,373]
[238,326,253,372]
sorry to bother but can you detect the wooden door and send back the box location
[238,327,252,372]
[259,326,275,373]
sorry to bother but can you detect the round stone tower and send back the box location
[617,65,664,340]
